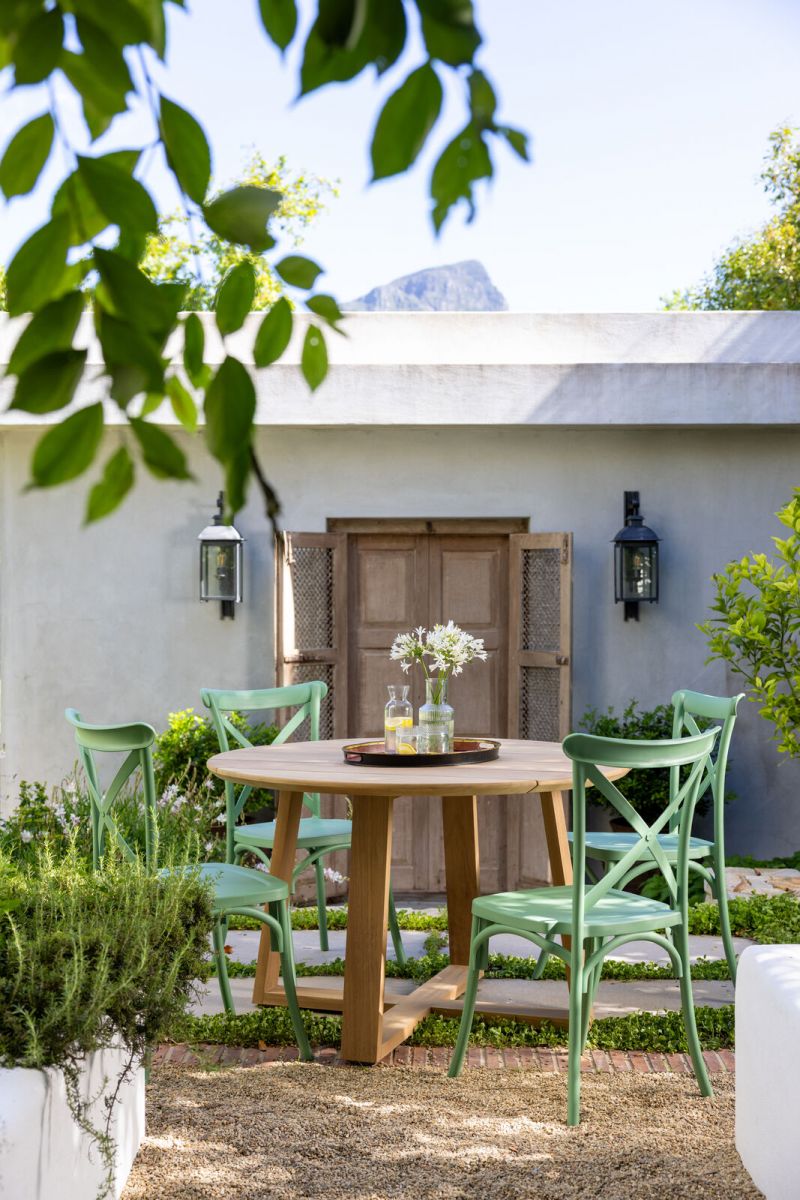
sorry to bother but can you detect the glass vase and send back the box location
[417,676,454,753]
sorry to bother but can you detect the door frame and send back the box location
[327,517,530,536]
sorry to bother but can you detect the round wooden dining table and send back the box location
[207,737,625,1064]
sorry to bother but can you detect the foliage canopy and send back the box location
[0,1,527,526]
[665,126,800,310]
[700,489,800,757]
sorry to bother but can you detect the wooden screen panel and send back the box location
[506,532,573,886]
[276,532,348,897]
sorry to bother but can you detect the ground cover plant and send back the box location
[0,846,213,1199]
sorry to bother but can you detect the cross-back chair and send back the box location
[65,707,312,1059]
[448,728,719,1126]
[201,683,406,962]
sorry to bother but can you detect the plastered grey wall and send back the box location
[2,420,798,858]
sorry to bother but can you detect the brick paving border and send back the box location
[153,1044,734,1074]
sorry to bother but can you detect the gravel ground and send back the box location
[123,1063,760,1200]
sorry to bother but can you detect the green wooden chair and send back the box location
[448,727,718,1125]
[532,689,744,983]
[65,707,312,1060]
[201,683,406,963]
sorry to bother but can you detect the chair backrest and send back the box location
[563,728,719,941]
[201,682,328,863]
[65,708,158,870]
[669,689,744,834]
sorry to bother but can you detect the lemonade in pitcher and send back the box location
[384,684,413,752]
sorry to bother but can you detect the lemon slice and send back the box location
[397,742,417,755]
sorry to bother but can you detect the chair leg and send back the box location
[314,857,330,952]
[388,885,406,966]
[580,939,601,1053]
[212,921,235,1014]
[674,918,713,1098]
[567,940,584,1126]
[712,849,737,983]
[448,916,483,1078]
[532,948,550,979]
[276,900,313,1062]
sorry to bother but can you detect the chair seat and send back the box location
[575,831,713,862]
[234,817,352,850]
[163,862,289,912]
[472,885,682,937]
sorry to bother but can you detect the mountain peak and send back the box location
[343,261,507,313]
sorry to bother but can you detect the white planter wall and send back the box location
[0,1046,145,1200]
[736,945,800,1200]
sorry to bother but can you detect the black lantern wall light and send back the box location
[613,491,660,621]
[198,492,244,619]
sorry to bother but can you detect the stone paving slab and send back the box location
[192,971,734,1018]
[223,926,752,967]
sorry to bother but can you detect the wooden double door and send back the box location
[276,519,572,893]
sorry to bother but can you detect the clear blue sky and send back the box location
[2,0,800,309]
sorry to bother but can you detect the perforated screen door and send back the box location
[275,532,347,739]
[508,533,572,741]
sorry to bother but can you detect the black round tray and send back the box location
[342,738,501,767]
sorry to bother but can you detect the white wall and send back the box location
[1,313,799,858]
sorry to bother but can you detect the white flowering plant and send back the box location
[390,621,488,702]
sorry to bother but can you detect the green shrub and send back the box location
[578,699,714,824]
[154,707,278,818]
[0,847,214,1197]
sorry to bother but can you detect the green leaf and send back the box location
[0,113,54,199]
[364,0,407,75]
[430,121,492,232]
[76,17,134,97]
[77,156,158,233]
[13,8,63,84]
[30,403,104,487]
[130,418,192,480]
[183,314,206,388]
[204,356,256,463]
[221,446,251,516]
[215,261,257,336]
[301,324,328,391]
[371,64,442,180]
[416,0,481,65]
[127,0,167,57]
[258,0,297,51]
[70,0,150,48]
[7,292,84,377]
[52,150,141,244]
[10,350,88,414]
[306,293,344,330]
[95,309,165,404]
[253,297,293,367]
[61,50,129,141]
[5,215,71,316]
[93,248,185,338]
[203,186,281,252]
[468,68,496,125]
[275,255,323,289]
[299,0,406,93]
[166,376,198,432]
[86,446,135,522]
[497,125,530,162]
[160,96,211,205]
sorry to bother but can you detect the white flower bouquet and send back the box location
[390,620,487,704]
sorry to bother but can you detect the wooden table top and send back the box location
[207,738,627,797]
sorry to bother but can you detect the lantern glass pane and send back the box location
[200,541,241,602]
[621,543,657,602]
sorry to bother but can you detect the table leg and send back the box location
[252,789,303,1006]
[540,790,572,885]
[441,795,480,965]
[341,793,393,1063]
